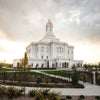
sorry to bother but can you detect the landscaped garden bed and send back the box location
[1,81,84,88]
[0,87,61,100]
[0,86,99,100]
[0,71,84,88]
[43,70,100,85]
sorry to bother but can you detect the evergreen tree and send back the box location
[72,69,79,85]
[22,52,28,68]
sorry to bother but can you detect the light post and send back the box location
[24,64,26,98]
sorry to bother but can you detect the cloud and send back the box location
[0,0,100,44]
[0,0,100,63]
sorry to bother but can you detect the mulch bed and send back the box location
[0,95,97,100]
[61,96,96,100]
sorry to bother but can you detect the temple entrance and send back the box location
[56,63,58,68]
[62,62,69,68]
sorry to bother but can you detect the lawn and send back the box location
[30,71,51,78]
[0,69,51,78]
[42,70,72,77]
[0,68,15,71]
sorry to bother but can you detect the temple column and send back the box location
[61,62,62,68]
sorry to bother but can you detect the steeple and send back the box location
[39,19,60,42]
[46,19,53,33]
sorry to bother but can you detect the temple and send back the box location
[13,19,83,68]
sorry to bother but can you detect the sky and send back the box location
[0,0,100,64]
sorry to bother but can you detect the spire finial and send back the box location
[46,19,53,33]
[47,19,52,24]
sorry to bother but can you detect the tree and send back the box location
[72,64,76,70]
[47,61,49,68]
[22,52,28,97]
[17,62,20,69]
[22,52,28,67]
[72,69,79,85]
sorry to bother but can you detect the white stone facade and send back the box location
[13,19,83,68]
[13,59,22,68]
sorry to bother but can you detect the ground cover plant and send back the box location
[0,86,23,100]
[29,89,61,100]
[1,87,95,100]
[0,70,84,88]
[42,70,72,77]
[0,68,15,71]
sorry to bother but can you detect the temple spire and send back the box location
[46,19,53,33]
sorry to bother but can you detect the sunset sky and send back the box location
[0,0,100,64]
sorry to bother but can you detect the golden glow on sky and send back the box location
[0,38,100,64]
[74,44,100,64]
[0,39,26,63]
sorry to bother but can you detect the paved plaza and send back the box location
[2,83,100,96]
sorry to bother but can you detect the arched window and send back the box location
[59,47,61,53]
[47,47,48,52]
[41,56,43,59]
[31,63,33,67]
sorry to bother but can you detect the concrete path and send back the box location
[1,84,100,96]
[30,70,100,96]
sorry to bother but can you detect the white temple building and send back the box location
[13,19,83,68]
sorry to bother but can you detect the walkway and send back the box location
[30,70,100,96]
[1,84,100,96]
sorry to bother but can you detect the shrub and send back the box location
[6,87,23,100]
[61,99,66,100]
[29,89,36,97]
[6,87,16,99]
[74,83,84,88]
[77,99,81,100]
[66,96,72,99]
[35,92,44,100]
[97,79,100,85]
[40,89,50,99]
[37,77,42,84]
[95,96,100,100]
[0,87,6,97]
[80,95,85,99]
[49,91,61,100]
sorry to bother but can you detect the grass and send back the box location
[0,68,15,71]
[0,70,53,78]
[0,71,68,83]
[42,70,72,77]
[30,71,51,78]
